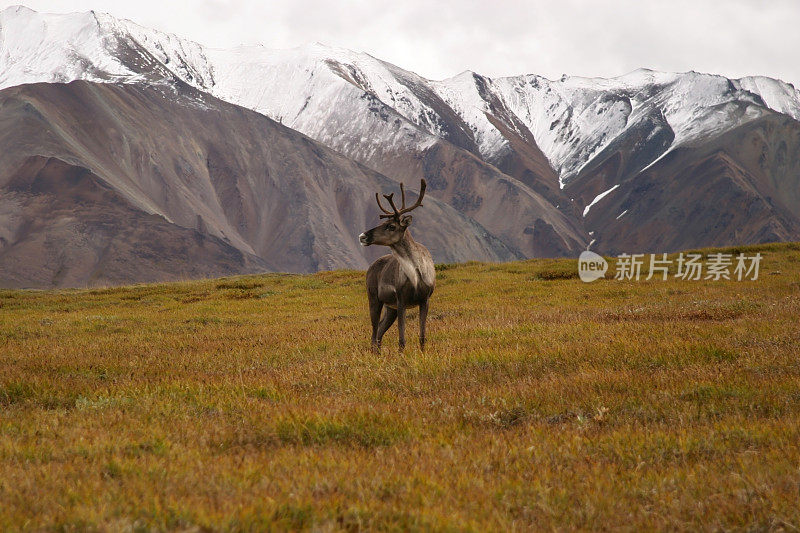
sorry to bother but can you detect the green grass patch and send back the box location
[276,413,409,447]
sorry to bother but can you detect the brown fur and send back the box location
[359,180,435,352]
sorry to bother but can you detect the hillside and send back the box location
[1,242,799,530]
[0,81,516,288]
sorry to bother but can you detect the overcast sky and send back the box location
[3,0,799,86]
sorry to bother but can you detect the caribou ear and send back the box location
[399,215,412,227]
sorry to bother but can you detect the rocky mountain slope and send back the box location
[0,81,517,288]
[1,5,800,286]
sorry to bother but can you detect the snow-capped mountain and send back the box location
[0,6,439,157]
[4,5,798,190]
[0,6,209,88]
[2,5,800,286]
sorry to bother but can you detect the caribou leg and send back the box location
[375,307,397,353]
[397,302,406,351]
[419,299,428,351]
[369,295,383,351]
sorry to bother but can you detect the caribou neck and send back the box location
[390,230,433,289]
[390,230,418,261]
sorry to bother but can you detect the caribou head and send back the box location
[359,179,426,247]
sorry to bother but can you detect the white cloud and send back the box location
[3,0,799,86]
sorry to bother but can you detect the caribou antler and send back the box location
[376,179,427,219]
[375,193,394,215]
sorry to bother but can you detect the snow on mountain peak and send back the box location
[0,5,36,17]
[480,68,797,187]
[738,76,800,120]
[2,6,800,194]
[0,6,220,93]
[0,6,136,88]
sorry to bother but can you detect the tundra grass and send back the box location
[1,242,800,531]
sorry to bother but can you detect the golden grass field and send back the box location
[1,242,799,531]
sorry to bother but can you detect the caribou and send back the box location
[359,179,435,353]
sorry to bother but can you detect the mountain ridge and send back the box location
[0,79,526,288]
[2,6,800,287]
